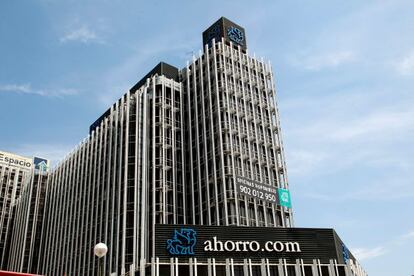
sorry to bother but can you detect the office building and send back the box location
[3,17,367,276]
[183,17,292,228]
[38,63,185,275]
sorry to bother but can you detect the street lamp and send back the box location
[94,243,108,276]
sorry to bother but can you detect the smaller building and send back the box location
[0,150,33,269]
[0,150,49,273]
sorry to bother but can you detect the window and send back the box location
[286,265,296,276]
[303,266,313,276]
[320,266,330,276]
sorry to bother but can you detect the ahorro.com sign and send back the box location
[165,228,301,255]
[155,224,351,264]
[203,236,301,253]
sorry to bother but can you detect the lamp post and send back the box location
[94,243,108,276]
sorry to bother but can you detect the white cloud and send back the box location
[328,109,414,142]
[284,91,414,205]
[401,231,414,239]
[349,229,414,264]
[0,83,78,97]
[285,1,414,75]
[352,246,386,261]
[396,50,414,75]
[293,50,355,71]
[285,111,414,179]
[284,87,414,175]
[60,26,102,44]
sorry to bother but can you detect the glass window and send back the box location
[303,266,313,276]
[321,266,330,276]
[337,266,346,276]
[286,266,296,276]
[269,265,279,276]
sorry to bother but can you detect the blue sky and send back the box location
[1,0,413,274]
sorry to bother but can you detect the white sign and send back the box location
[236,176,277,204]
[203,237,301,253]
[0,150,33,171]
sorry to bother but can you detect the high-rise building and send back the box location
[38,63,185,276]
[3,17,367,276]
[183,17,292,228]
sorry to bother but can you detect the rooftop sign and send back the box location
[0,150,33,171]
[202,17,247,50]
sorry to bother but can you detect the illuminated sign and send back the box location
[278,188,292,208]
[155,225,356,264]
[203,236,301,253]
[166,228,197,255]
[202,17,247,50]
[227,26,244,45]
[34,157,49,172]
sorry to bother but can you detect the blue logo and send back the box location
[34,157,49,172]
[227,26,244,45]
[342,243,350,264]
[167,228,197,255]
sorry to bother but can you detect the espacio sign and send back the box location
[0,150,33,171]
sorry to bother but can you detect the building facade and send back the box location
[0,151,33,269]
[182,32,292,229]
[0,151,48,273]
[7,169,47,273]
[2,17,367,276]
[38,65,186,276]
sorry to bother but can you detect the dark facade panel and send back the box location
[155,224,356,265]
[89,62,179,134]
[202,17,247,50]
[129,62,179,92]
[89,108,111,134]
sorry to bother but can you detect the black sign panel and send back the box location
[235,176,277,204]
[202,17,247,50]
[155,224,355,264]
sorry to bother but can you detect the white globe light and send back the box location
[94,243,108,258]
